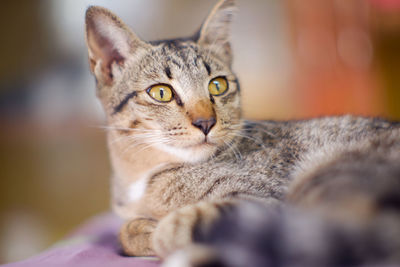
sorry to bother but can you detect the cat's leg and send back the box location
[152,200,236,259]
[118,201,235,257]
[119,217,158,256]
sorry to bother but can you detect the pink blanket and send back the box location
[2,213,160,267]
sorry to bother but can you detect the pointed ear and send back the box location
[197,0,236,64]
[85,6,148,86]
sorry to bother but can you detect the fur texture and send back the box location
[84,0,400,264]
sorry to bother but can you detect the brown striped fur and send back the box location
[85,0,400,263]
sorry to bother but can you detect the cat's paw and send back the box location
[152,202,220,258]
[119,217,157,256]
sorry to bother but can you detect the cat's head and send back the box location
[85,0,241,162]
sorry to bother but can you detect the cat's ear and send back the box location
[197,0,236,64]
[85,6,148,86]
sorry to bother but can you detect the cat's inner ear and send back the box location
[197,0,236,64]
[85,6,147,86]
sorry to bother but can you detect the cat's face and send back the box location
[85,0,240,162]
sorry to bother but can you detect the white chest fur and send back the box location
[125,163,168,204]
[128,176,148,202]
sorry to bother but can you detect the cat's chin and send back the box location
[159,143,217,163]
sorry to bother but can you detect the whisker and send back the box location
[91,125,159,133]
[222,139,241,162]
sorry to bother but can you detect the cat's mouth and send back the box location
[200,136,218,146]
[184,137,217,149]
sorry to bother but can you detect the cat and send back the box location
[84,0,400,265]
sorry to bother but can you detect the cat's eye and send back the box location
[147,84,173,102]
[208,77,228,96]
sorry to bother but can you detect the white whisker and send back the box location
[222,139,241,162]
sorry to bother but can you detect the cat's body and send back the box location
[112,116,399,219]
[84,1,400,265]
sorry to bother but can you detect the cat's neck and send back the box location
[107,133,183,185]
[107,132,185,219]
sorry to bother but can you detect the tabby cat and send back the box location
[85,0,400,265]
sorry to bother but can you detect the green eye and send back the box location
[208,77,228,96]
[147,84,173,102]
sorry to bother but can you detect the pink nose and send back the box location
[192,117,216,135]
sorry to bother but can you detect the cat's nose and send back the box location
[192,117,216,135]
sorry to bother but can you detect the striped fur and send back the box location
[84,0,400,264]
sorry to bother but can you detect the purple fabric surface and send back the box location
[2,213,160,267]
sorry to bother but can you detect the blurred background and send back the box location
[0,0,399,263]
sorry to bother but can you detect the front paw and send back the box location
[119,218,157,256]
[152,202,219,258]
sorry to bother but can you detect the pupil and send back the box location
[214,81,220,91]
[160,88,164,98]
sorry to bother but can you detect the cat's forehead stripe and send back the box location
[203,61,212,76]
[165,66,173,79]
[158,40,215,74]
